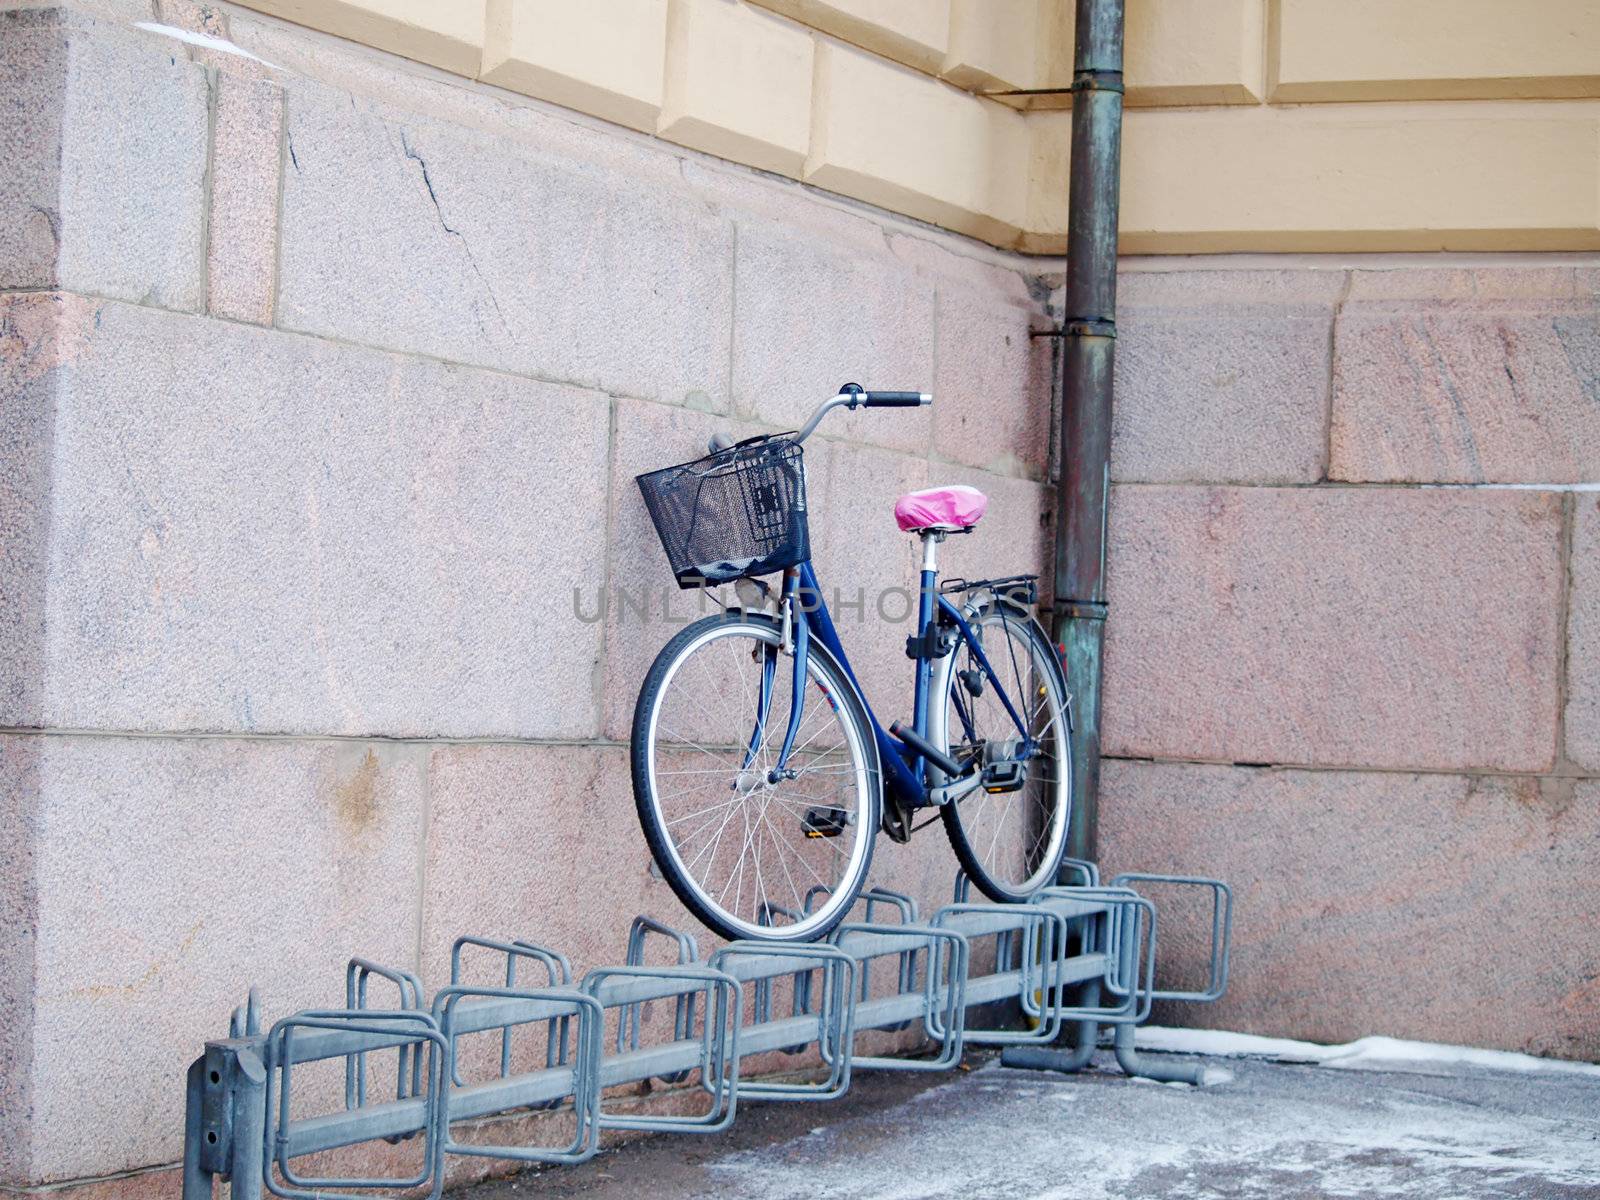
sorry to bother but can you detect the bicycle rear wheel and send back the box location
[930,600,1072,903]
[631,612,879,942]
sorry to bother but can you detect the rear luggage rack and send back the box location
[938,574,1038,605]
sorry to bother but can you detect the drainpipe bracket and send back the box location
[1071,69,1125,94]
[1066,319,1116,339]
[1030,320,1117,340]
[1054,599,1109,622]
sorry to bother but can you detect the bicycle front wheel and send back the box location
[631,612,879,942]
[930,599,1073,903]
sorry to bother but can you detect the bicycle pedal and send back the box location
[981,760,1026,794]
[802,807,849,838]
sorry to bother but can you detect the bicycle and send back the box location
[631,385,1073,943]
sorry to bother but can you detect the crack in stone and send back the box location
[397,127,508,337]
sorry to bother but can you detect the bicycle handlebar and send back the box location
[707,386,931,454]
[792,384,932,443]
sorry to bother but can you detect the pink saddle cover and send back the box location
[894,485,989,532]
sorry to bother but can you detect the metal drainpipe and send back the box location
[1052,0,1124,868]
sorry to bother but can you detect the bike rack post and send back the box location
[1109,873,1234,1003]
[953,872,1025,976]
[929,903,1068,1046]
[344,958,426,1122]
[1003,873,1235,1085]
[184,1037,269,1200]
[620,915,702,1085]
[431,985,604,1165]
[754,901,809,1052]
[448,937,575,1103]
[710,941,858,1100]
[1059,857,1100,887]
[830,922,969,1072]
[1031,886,1158,1024]
[583,963,743,1134]
[800,886,921,1032]
[265,1010,449,1200]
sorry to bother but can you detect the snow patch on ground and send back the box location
[1133,1026,1600,1078]
[672,1045,1600,1200]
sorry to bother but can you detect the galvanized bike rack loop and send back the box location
[183,865,1232,1199]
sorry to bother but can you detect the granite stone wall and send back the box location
[1,1,1596,1193]
[0,4,1048,1188]
[1100,264,1600,1062]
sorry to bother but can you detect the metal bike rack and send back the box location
[182,864,1233,1199]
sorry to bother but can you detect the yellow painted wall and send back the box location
[230,0,1600,253]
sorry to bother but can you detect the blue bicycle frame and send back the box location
[750,559,1037,812]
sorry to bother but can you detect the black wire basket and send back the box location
[636,435,809,588]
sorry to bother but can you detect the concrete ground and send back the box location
[458,1049,1600,1200]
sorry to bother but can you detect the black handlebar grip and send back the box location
[862,391,929,407]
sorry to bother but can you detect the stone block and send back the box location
[419,743,677,989]
[1100,760,1600,1060]
[0,11,207,307]
[276,82,734,405]
[659,0,814,177]
[151,0,227,36]
[236,0,485,75]
[1274,0,1600,102]
[807,39,1028,244]
[885,227,1037,304]
[1102,485,1563,772]
[2,732,424,1181]
[225,2,681,187]
[1341,266,1600,304]
[1020,110,1070,248]
[4,0,155,16]
[2,298,610,739]
[1125,0,1265,105]
[19,1166,181,1200]
[0,13,66,292]
[1028,104,1600,255]
[481,0,667,134]
[748,0,949,74]
[206,71,283,323]
[731,222,934,454]
[941,0,1037,92]
[1112,269,1343,484]
[1563,496,1600,771]
[1330,267,1600,484]
[932,286,1050,478]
